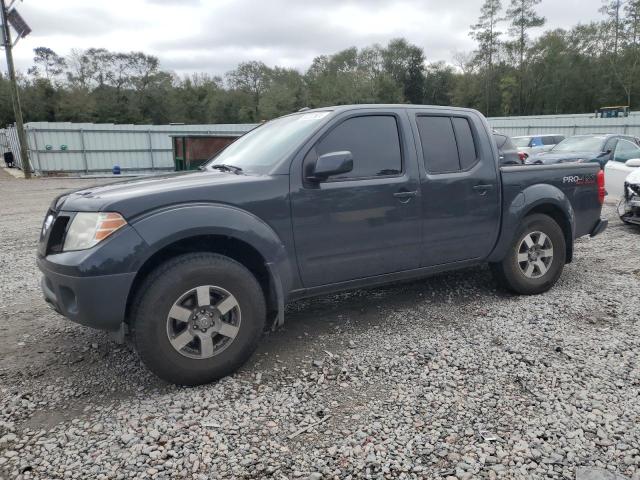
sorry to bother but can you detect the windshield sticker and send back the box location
[298,111,331,121]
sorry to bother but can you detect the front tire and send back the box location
[131,253,266,386]
[490,214,566,295]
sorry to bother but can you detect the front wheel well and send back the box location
[125,235,275,325]
[524,204,573,263]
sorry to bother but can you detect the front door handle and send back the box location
[473,184,494,196]
[393,190,418,200]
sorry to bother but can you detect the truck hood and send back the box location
[528,150,598,163]
[55,170,278,218]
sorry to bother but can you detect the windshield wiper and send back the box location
[210,164,243,174]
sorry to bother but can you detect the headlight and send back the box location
[63,212,127,251]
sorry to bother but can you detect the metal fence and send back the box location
[3,122,257,175]
[0,129,10,157]
[487,112,640,137]
[6,114,640,175]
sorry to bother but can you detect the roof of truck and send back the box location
[302,104,481,114]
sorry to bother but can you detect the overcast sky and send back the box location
[13,0,605,77]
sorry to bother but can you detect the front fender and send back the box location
[130,203,295,318]
[488,184,575,263]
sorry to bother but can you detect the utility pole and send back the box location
[0,0,31,178]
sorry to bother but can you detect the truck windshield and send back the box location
[206,111,331,174]
[551,136,605,152]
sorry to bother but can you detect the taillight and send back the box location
[597,169,606,205]
[518,152,528,163]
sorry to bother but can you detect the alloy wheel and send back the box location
[166,285,241,359]
[517,231,554,279]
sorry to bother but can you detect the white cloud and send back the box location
[9,0,605,77]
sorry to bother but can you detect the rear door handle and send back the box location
[393,190,418,199]
[473,184,494,196]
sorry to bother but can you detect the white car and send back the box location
[616,167,640,225]
[604,138,640,198]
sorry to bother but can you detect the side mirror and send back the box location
[625,158,640,167]
[308,151,353,181]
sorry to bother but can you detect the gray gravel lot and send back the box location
[0,171,639,480]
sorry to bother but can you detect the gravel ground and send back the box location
[0,171,639,480]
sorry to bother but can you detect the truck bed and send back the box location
[500,162,603,238]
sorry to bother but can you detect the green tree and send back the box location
[27,47,66,81]
[0,75,15,125]
[306,47,377,106]
[424,62,455,105]
[626,0,640,44]
[381,38,426,103]
[611,0,640,105]
[600,0,624,55]
[259,67,307,118]
[226,61,272,121]
[470,0,503,115]
[506,0,546,114]
[56,86,96,122]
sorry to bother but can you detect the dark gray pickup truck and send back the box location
[37,105,608,385]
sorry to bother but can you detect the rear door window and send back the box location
[315,115,402,179]
[541,136,556,146]
[417,116,478,173]
[452,117,478,170]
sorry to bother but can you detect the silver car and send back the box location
[512,134,565,159]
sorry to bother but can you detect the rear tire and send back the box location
[490,214,566,295]
[131,253,266,386]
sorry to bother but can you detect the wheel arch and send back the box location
[488,184,575,263]
[523,203,573,263]
[126,234,276,324]
[125,204,294,328]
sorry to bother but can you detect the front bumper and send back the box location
[590,218,608,237]
[619,199,640,225]
[37,222,146,332]
[39,258,136,331]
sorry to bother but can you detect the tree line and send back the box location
[1,0,639,126]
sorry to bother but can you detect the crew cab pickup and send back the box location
[37,105,608,385]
